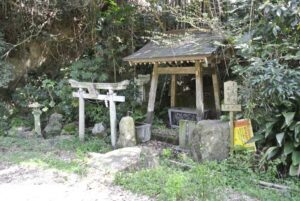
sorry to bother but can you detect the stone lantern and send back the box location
[29,102,42,137]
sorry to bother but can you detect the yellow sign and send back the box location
[234,119,256,151]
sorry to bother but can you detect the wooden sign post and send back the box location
[221,81,241,151]
[69,79,129,148]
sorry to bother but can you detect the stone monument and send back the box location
[117,116,136,148]
[221,81,241,151]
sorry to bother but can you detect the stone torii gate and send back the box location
[69,79,129,148]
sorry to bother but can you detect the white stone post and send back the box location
[108,90,117,148]
[33,109,42,136]
[78,88,85,142]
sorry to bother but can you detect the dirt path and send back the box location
[0,135,155,201]
[0,162,153,201]
[0,136,259,201]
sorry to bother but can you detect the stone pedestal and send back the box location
[117,116,136,148]
[191,120,230,162]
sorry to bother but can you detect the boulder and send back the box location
[44,113,63,137]
[191,120,230,162]
[87,146,159,174]
[117,116,136,148]
[92,122,106,137]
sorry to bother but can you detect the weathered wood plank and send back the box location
[127,55,208,65]
[146,63,159,124]
[195,61,204,119]
[72,92,125,102]
[221,104,241,111]
[69,79,129,90]
[211,63,221,117]
[171,74,176,107]
[157,67,195,75]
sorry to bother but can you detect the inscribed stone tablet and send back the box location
[224,81,238,105]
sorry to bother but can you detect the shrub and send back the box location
[228,0,300,176]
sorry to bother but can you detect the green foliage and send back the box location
[85,102,109,126]
[13,75,54,108]
[70,56,108,83]
[0,61,14,88]
[0,101,12,135]
[116,151,225,201]
[117,81,141,120]
[12,75,77,123]
[161,148,172,158]
[56,136,111,157]
[61,123,77,135]
[116,152,300,201]
[0,32,14,88]
[227,0,300,176]
[10,116,32,128]
[0,135,111,174]
[54,79,76,121]
[254,102,300,177]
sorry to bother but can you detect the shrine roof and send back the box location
[123,31,224,65]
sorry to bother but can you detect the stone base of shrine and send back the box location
[179,120,230,162]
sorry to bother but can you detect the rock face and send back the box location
[117,116,136,148]
[44,113,63,137]
[191,120,230,162]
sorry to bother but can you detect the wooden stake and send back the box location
[171,74,176,107]
[229,111,234,152]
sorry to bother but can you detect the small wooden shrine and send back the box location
[124,30,224,124]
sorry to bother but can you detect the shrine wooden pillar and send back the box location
[170,74,176,107]
[195,60,204,119]
[211,63,221,117]
[146,62,159,124]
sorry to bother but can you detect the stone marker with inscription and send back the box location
[221,81,241,151]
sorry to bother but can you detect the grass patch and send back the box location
[115,151,300,201]
[55,136,111,157]
[0,135,111,175]
[116,165,224,201]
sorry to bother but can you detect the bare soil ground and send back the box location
[0,135,153,201]
[0,135,259,201]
